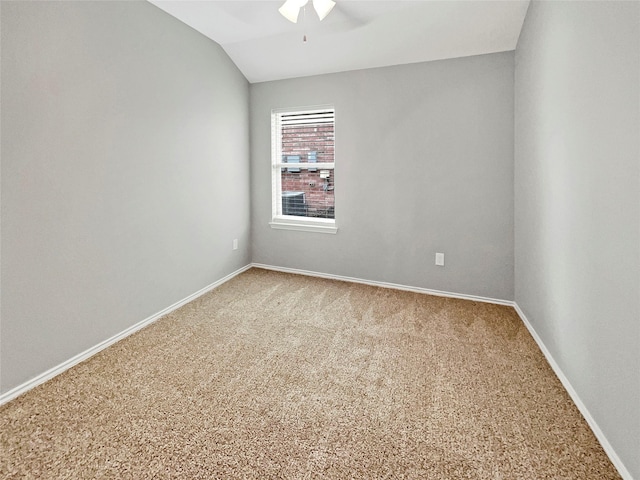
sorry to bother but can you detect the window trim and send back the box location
[270,105,337,234]
[269,216,337,234]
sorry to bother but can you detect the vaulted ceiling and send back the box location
[149,1,530,83]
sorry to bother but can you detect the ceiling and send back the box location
[149,0,530,84]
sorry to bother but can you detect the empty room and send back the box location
[1,0,638,478]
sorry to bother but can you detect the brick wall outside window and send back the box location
[281,123,335,218]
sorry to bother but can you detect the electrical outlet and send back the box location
[435,252,444,266]
[233,239,238,250]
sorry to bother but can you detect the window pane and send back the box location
[280,116,334,219]
[281,169,334,219]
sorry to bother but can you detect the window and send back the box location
[270,106,336,234]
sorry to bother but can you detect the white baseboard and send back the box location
[512,303,632,480]
[0,264,252,407]
[251,263,513,306]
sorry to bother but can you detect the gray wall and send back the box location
[0,1,251,394]
[514,1,639,477]
[251,52,515,301]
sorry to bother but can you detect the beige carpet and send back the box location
[0,268,620,479]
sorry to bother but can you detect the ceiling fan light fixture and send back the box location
[312,0,336,21]
[279,0,335,23]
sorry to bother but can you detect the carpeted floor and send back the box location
[0,268,620,479]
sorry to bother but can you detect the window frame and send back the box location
[270,105,337,234]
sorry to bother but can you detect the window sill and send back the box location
[270,217,337,234]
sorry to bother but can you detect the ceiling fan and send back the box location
[279,0,336,23]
